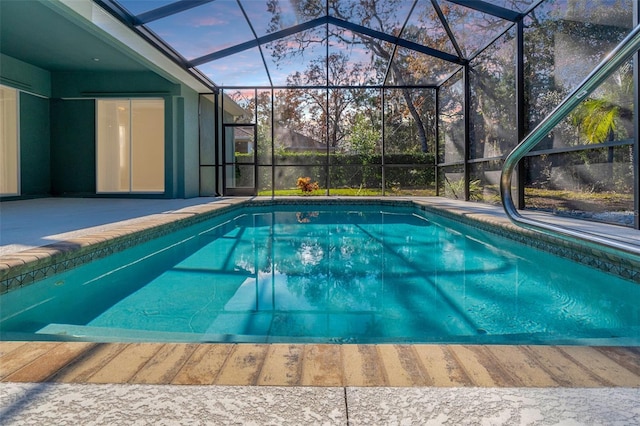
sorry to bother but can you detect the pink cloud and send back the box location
[190,16,228,27]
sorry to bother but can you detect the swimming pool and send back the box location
[1,203,639,345]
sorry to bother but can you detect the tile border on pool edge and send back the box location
[1,197,638,294]
[412,201,640,284]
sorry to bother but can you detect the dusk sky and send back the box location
[113,0,623,87]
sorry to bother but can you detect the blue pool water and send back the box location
[1,204,639,344]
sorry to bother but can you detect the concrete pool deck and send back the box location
[1,196,639,424]
[1,341,639,424]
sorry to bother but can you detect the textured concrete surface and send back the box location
[2,383,640,425]
[347,387,640,425]
[0,383,346,425]
[0,197,222,256]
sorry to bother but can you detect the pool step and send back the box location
[1,342,638,387]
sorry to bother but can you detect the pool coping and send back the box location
[411,199,640,283]
[1,341,639,387]
[1,196,639,294]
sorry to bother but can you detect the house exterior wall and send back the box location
[0,59,203,200]
[20,93,51,196]
[180,88,201,198]
[50,99,95,196]
[0,53,51,97]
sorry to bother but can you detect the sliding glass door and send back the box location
[96,99,164,193]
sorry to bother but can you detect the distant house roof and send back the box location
[234,126,253,141]
[275,127,330,152]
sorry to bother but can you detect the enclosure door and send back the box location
[223,124,257,196]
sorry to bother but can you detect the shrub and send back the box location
[296,176,320,193]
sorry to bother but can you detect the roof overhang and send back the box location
[51,0,213,93]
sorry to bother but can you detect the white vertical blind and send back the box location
[0,85,19,195]
[97,99,130,192]
[131,99,164,191]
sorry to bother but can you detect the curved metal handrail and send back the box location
[500,24,640,261]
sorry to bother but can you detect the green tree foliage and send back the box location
[344,113,379,156]
[570,64,634,144]
[283,53,378,149]
[264,0,439,153]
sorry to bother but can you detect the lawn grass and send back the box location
[523,187,633,214]
[524,187,632,203]
[257,188,436,196]
[257,188,382,196]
